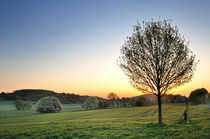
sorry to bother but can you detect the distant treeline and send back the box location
[0,89,102,104]
[0,89,189,105]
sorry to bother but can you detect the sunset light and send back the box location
[0,0,210,138]
[0,1,210,98]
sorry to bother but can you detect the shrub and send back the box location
[98,100,110,109]
[36,96,62,113]
[135,97,145,107]
[14,99,32,110]
[82,97,99,110]
[135,97,152,107]
[189,88,208,105]
[15,99,25,110]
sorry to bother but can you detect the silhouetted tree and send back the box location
[119,19,197,124]
[107,93,119,107]
[98,100,110,109]
[107,92,118,99]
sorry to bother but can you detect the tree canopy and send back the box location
[107,93,118,100]
[189,88,208,104]
[119,19,197,123]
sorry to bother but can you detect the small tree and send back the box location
[98,100,110,109]
[14,99,32,110]
[14,99,25,110]
[135,97,146,107]
[135,96,153,107]
[82,97,99,110]
[119,19,197,124]
[107,93,118,100]
[189,88,208,104]
[36,96,62,113]
[107,93,119,107]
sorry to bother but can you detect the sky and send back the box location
[0,0,210,98]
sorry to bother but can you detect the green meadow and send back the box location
[0,100,209,138]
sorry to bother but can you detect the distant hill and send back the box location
[0,89,104,104]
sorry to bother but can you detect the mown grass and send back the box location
[0,102,209,138]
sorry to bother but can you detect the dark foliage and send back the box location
[189,88,208,105]
[175,96,187,103]
[135,97,146,106]
[98,100,110,109]
[162,94,186,104]
[120,97,130,107]
[0,89,91,104]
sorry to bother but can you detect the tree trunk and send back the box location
[158,93,162,124]
[186,98,189,124]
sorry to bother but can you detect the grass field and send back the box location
[0,100,209,138]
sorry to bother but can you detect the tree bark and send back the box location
[158,93,162,124]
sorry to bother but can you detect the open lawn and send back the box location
[0,102,209,138]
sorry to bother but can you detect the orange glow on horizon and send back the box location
[0,42,209,98]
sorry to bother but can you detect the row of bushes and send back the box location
[14,96,62,113]
[82,96,157,110]
[15,88,208,113]
[82,92,196,110]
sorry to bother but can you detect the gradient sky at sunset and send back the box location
[0,0,210,98]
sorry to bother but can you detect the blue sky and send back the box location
[0,0,210,97]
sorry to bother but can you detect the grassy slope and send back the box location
[0,104,209,138]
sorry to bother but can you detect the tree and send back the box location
[14,99,32,110]
[36,96,62,113]
[107,92,118,99]
[189,88,208,104]
[82,97,99,110]
[98,100,110,109]
[14,99,25,110]
[119,19,197,124]
[107,93,119,107]
[135,96,153,106]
